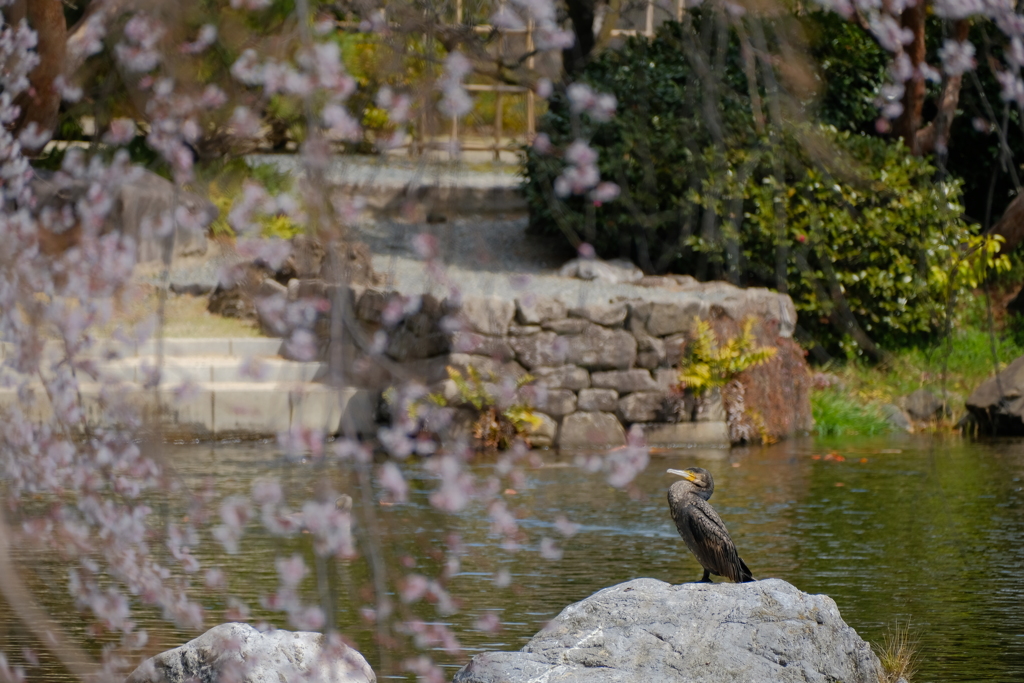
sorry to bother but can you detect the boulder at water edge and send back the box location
[126,622,375,683]
[453,578,881,683]
[965,354,1024,434]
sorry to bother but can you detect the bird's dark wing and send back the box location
[686,498,747,583]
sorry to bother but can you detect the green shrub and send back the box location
[803,11,889,136]
[523,14,976,355]
[206,159,304,240]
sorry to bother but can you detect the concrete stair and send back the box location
[0,338,376,439]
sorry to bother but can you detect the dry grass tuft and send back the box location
[875,621,918,683]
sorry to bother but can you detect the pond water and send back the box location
[2,435,1023,682]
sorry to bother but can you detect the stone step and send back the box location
[0,337,286,361]
[0,382,375,438]
[99,356,325,384]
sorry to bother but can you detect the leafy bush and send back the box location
[523,16,976,355]
[800,12,1024,227]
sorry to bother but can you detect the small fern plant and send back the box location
[677,317,777,396]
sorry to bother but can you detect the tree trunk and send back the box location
[893,2,927,154]
[562,0,596,76]
[915,20,970,155]
[10,0,67,153]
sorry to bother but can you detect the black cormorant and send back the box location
[667,467,755,583]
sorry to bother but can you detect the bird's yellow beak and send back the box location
[667,468,697,482]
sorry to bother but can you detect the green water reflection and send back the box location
[2,435,1023,682]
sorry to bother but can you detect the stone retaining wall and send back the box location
[339,279,812,448]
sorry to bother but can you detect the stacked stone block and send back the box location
[345,281,807,449]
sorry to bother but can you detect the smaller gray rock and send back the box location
[509,332,567,369]
[558,257,643,284]
[577,388,618,412]
[532,365,591,391]
[654,368,679,392]
[524,413,558,448]
[646,300,706,337]
[450,332,515,360]
[568,301,628,327]
[591,369,658,393]
[457,297,516,336]
[565,326,637,370]
[386,327,449,362]
[696,388,726,422]
[880,404,913,433]
[903,388,945,421]
[531,388,577,418]
[542,318,590,335]
[618,391,664,423]
[126,622,375,683]
[626,301,652,334]
[558,412,627,449]
[663,333,688,367]
[634,334,666,369]
[516,296,567,325]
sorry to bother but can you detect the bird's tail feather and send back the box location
[738,557,755,583]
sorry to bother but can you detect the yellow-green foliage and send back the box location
[930,233,1011,291]
[677,318,777,395]
[206,160,304,240]
[427,365,542,450]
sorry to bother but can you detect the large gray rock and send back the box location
[558,412,626,449]
[126,622,375,683]
[453,578,881,683]
[565,326,637,370]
